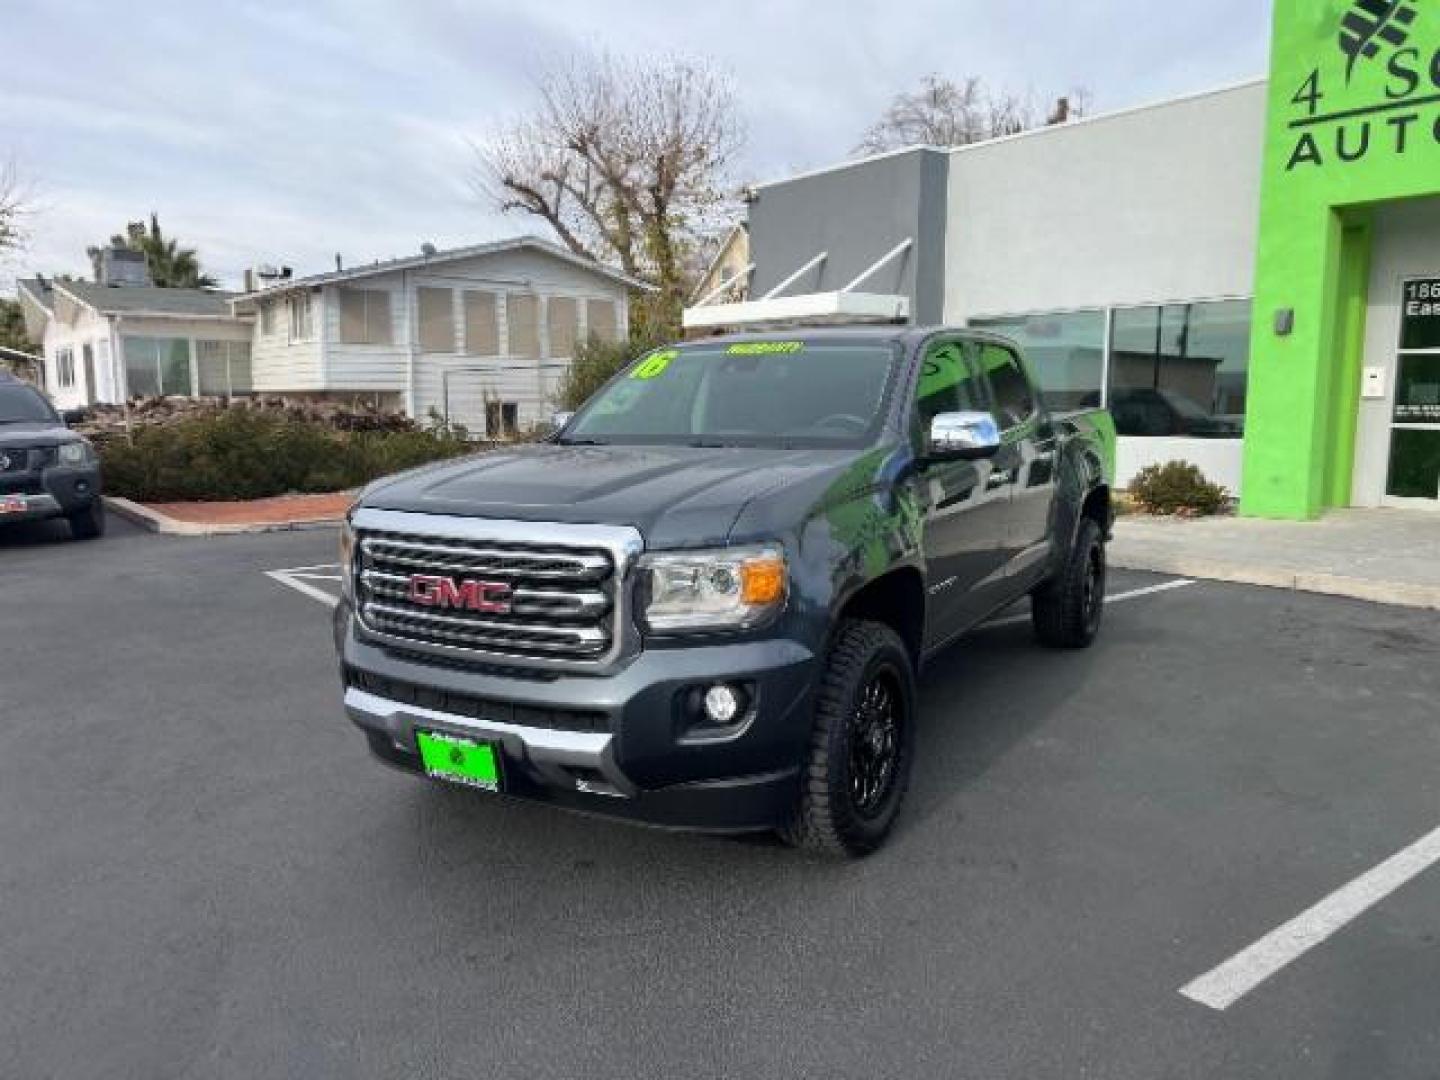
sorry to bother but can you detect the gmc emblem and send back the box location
[408,575,513,615]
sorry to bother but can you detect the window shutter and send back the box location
[586,299,617,343]
[365,290,393,345]
[339,289,368,344]
[507,294,539,358]
[547,297,578,358]
[464,291,498,355]
[417,287,454,353]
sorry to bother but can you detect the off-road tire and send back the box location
[1031,517,1106,649]
[68,500,106,541]
[782,619,916,858]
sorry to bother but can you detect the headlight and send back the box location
[339,511,358,599]
[57,441,93,466]
[639,545,787,632]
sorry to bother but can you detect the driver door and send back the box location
[911,338,1013,649]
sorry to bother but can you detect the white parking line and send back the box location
[266,569,340,608]
[1180,823,1440,1011]
[983,578,1196,629]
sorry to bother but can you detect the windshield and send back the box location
[562,341,900,447]
[0,384,59,425]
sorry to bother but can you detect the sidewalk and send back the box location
[1110,508,1440,611]
[107,491,351,536]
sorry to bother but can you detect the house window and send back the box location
[122,337,193,397]
[196,341,253,396]
[260,301,278,337]
[463,291,498,356]
[506,294,539,358]
[586,299,618,343]
[417,287,455,354]
[288,292,314,342]
[338,288,394,345]
[1109,301,1251,437]
[485,400,519,439]
[968,310,1106,412]
[55,347,75,389]
[547,297,579,358]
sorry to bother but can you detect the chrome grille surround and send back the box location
[350,507,644,673]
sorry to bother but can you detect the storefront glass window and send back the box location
[1109,301,1250,438]
[969,310,1105,411]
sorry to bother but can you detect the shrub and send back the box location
[1128,461,1230,517]
[99,410,474,502]
[555,333,662,413]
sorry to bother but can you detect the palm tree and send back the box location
[87,213,218,289]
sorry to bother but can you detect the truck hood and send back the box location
[362,442,866,548]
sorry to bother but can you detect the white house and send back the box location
[231,237,642,436]
[16,277,253,410]
[16,235,641,437]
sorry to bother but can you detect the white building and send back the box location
[17,236,640,438]
[231,237,641,436]
[16,277,253,410]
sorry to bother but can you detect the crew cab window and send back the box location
[915,341,986,428]
[977,343,1035,430]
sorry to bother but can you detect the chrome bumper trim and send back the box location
[343,686,629,793]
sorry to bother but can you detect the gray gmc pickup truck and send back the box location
[336,328,1115,856]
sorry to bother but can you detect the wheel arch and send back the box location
[834,567,927,671]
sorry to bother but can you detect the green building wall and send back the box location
[1243,0,1440,518]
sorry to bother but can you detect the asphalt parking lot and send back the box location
[3,520,1439,1078]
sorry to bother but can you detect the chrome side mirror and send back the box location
[927,411,1001,461]
[549,411,575,433]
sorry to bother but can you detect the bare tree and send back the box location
[477,53,743,337]
[856,75,1090,155]
[1,156,31,257]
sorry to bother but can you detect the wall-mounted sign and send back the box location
[1285,2,1440,171]
[1401,277,1440,349]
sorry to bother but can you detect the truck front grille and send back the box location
[355,529,619,664]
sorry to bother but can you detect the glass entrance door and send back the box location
[1386,279,1440,506]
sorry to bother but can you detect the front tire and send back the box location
[68,500,106,541]
[783,619,916,858]
[1031,517,1105,649]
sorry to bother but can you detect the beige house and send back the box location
[689,223,751,307]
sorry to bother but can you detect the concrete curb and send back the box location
[1109,550,1440,612]
[105,497,343,537]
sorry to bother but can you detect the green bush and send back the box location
[99,410,475,502]
[1128,461,1230,517]
[555,333,663,413]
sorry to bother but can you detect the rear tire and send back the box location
[68,500,105,541]
[1032,517,1105,649]
[782,619,915,858]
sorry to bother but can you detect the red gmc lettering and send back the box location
[407,575,513,614]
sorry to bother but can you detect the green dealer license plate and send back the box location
[416,731,502,792]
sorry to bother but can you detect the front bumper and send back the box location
[0,463,101,525]
[339,607,819,833]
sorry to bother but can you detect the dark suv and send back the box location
[0,374,105,540]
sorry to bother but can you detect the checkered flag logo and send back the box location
[1339,0,1418,81]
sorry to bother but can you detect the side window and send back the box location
[915,341,986,429]
[976,343,1035,430]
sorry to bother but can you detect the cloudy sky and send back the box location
[2,0,1273,290]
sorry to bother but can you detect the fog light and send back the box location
[703,684,742,725]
